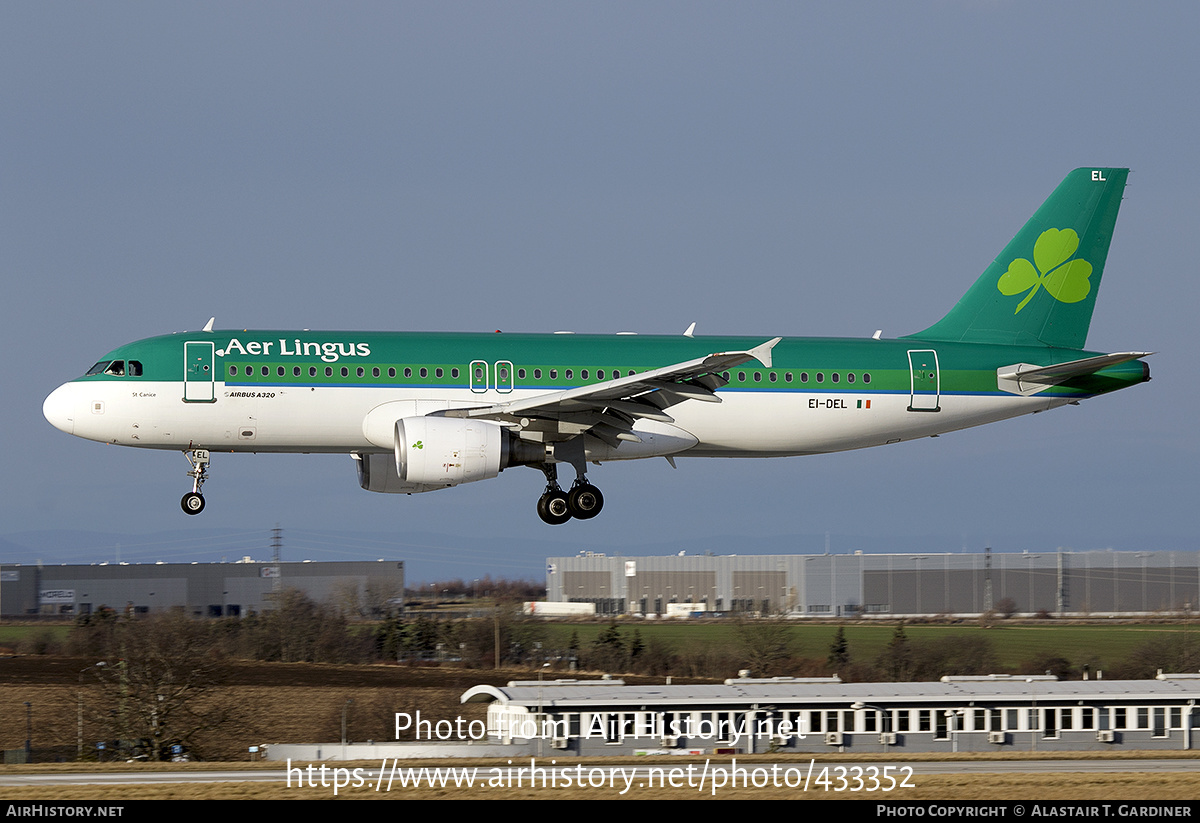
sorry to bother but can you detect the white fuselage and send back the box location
[43,377,1063,461]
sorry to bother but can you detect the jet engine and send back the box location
[395,416,504,487]
[354,416,544,494]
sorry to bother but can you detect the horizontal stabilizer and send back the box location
[997,352,1152,396]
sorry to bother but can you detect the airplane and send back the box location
[43,168,1151,525]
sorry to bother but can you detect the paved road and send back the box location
[3,759,1197,787]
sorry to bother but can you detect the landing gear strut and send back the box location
[535,463,604,524]
[181,448,210,515]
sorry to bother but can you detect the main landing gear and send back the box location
[536,464,604,525]
[181,448,210,515]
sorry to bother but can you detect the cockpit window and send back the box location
[85,359,141,377]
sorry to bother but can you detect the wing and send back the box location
[438,337,782,447]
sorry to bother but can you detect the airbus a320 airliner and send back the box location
[43,168,1151,524]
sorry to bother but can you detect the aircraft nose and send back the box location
[43,383,76,435]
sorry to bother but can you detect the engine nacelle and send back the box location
[354,452,440,494]
[395,416,504,487]
[355,416,545,494]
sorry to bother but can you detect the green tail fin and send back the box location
[906,167,1128,349]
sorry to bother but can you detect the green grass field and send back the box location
[0,624,71,646]
[536,620,1195,673]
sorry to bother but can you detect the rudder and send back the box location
[906,168,1128,349]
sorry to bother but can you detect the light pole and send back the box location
[946,709,965,752]
[851,701,890,752]
[77,661,106,760]
[536,663,550,757]
[1028,678,1038,752]
[341,699,354,760]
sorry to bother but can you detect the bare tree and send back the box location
[736,618,793,676]
[90,612,237,761]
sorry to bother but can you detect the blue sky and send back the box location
[3,2,1195,581]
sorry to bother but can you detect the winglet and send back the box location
[683,322,696,338]
[748,337,782,369]
[202,317,215,333]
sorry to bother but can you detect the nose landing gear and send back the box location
[180,448,210,515]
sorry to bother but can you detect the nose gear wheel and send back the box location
[181,448,210,516]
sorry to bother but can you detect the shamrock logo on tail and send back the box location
[996,228,1093,313]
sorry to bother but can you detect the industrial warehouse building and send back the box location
[0,559,404,618]
[462,673,1200,756]
[546,550,1200,617]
